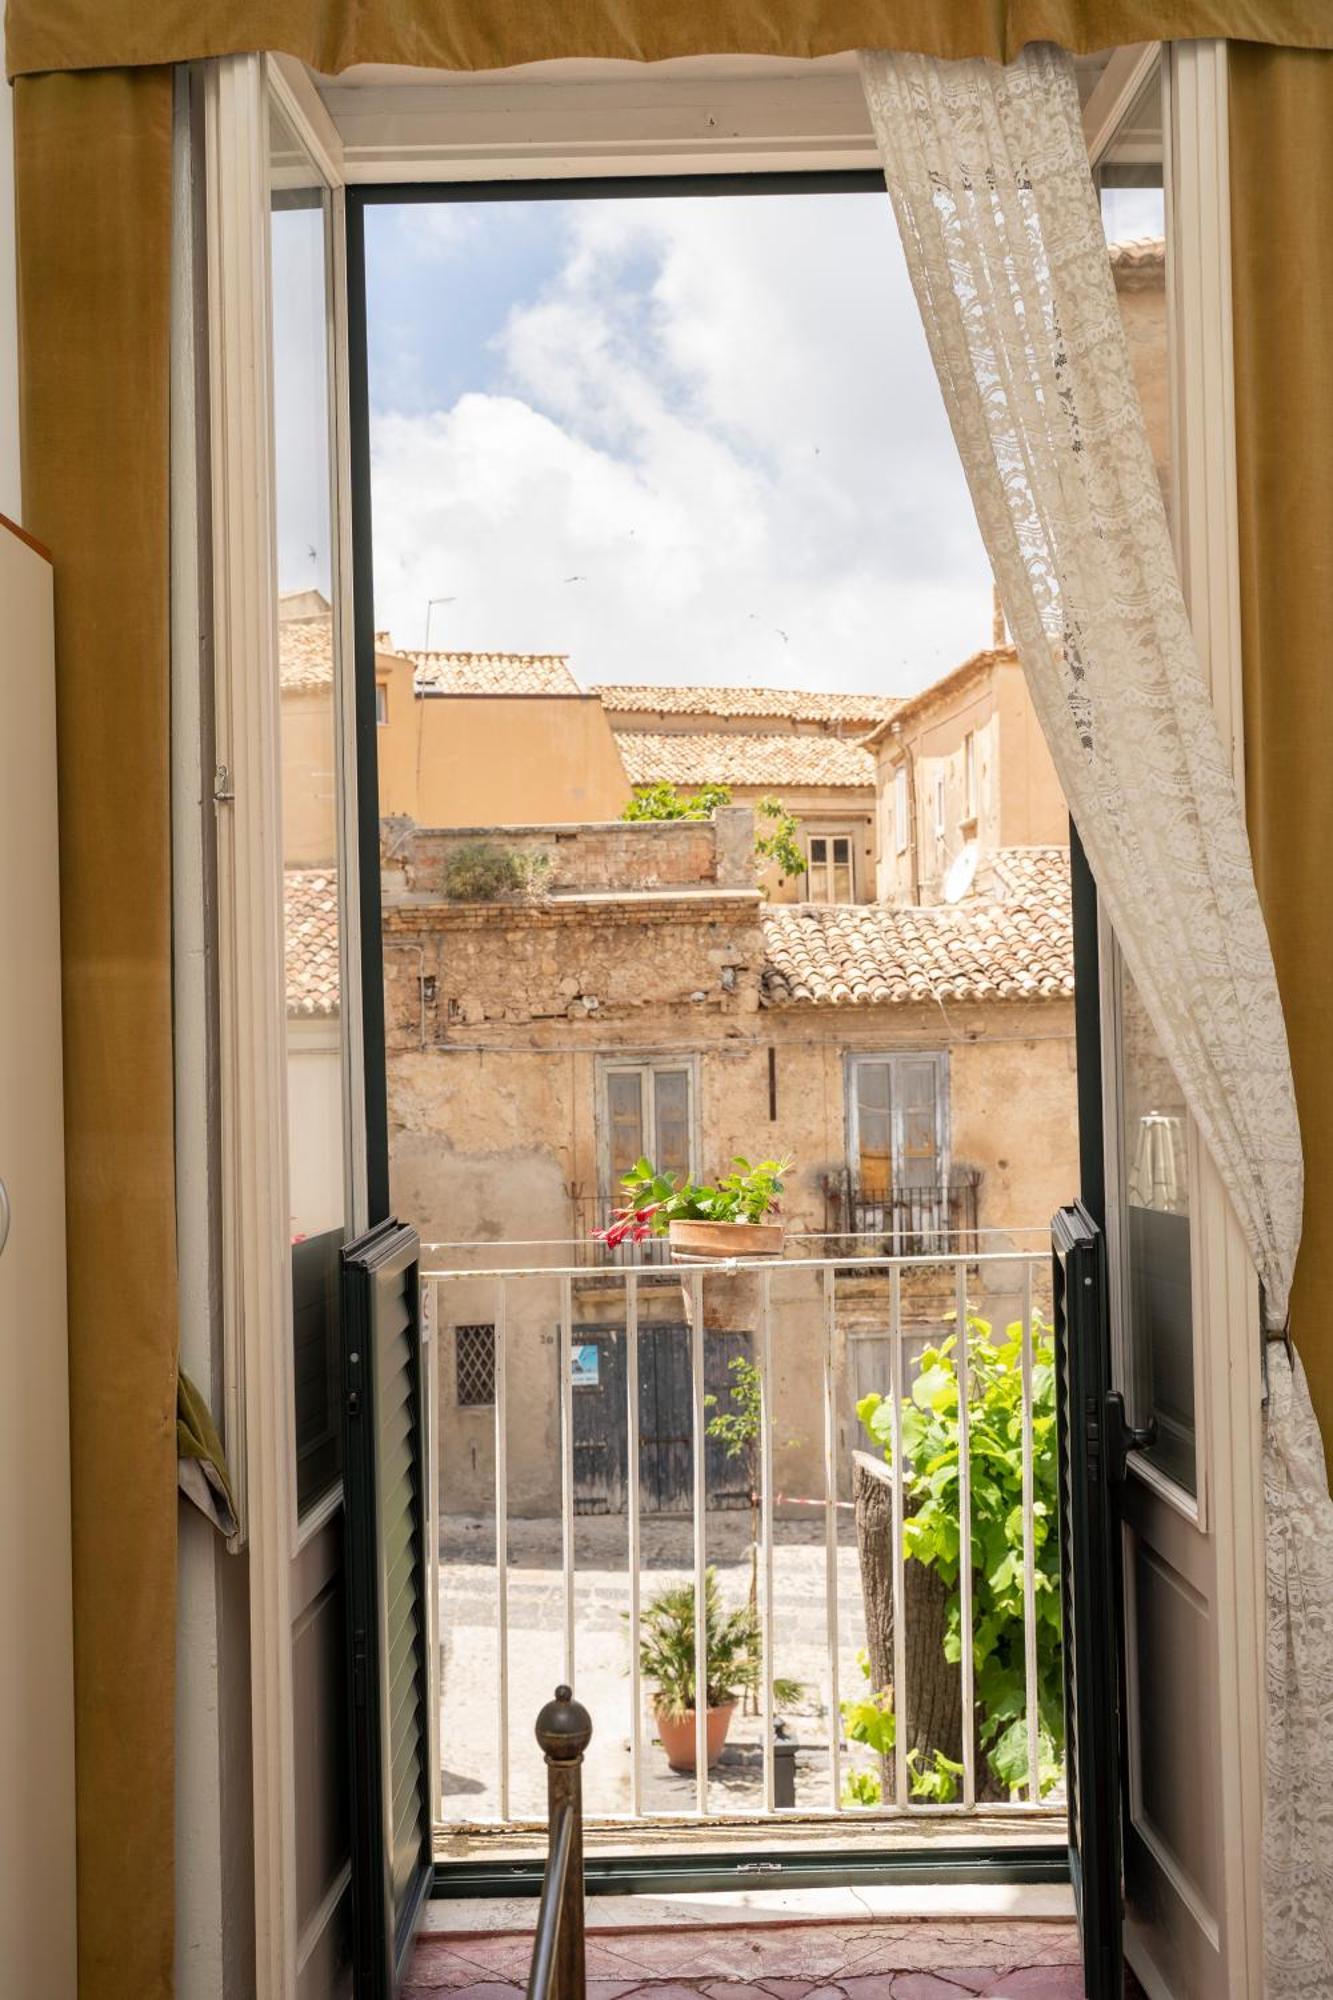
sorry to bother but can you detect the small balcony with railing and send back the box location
[419,1235,1063,1873]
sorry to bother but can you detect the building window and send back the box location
[454,1324,496,1407]
[963,730,977,820]
[375,681,389,726]
[599,1059,696,1197]
[807,833,854,903]
[894,767,909,855]
[846,1052,948,1196]
[933,773,946,841]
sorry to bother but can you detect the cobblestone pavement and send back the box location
[437,1513,876,1822]
[407,1919,1140,1998]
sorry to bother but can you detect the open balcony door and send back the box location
[205,52,433,1999]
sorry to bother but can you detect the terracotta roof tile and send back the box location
[279,616,335,693]
[985,844,1071,902]
[597,684,900,725]
[284,870,340,1017]
[409,651,578,695]
[618,730,874,790]
[761,875,1072,1008]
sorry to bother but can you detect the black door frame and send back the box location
[342,177,1108,1899]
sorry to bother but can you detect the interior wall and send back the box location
[0,81,20,520]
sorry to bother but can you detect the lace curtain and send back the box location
[860,42,1330,1993]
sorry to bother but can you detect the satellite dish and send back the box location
[942,840,980,905]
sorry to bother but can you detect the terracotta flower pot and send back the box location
[667,1220,785,1262]
[654,1702,736,1773]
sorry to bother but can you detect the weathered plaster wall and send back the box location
[395,987,1077,1516]
[376,690,630,826]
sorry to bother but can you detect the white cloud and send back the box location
[369,193,995,694]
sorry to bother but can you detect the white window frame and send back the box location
[932,771,946,841]
[804,827,856,903]
[204,51,364,1997]
[596,1054,701,1196]
[844,1050,950,1191]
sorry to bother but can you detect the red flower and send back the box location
[594,1200,662,1248]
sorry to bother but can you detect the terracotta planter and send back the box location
[653,1702,736,1773]
[668,1220,785,1262]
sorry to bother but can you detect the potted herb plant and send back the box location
[638,1568,801,1773]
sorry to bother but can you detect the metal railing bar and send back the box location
[625,1272,643,1820]
[419,1228,1045,1252]
[822,1267,841,1812]
[559,1275,576,1690]
[421,1249,1050,1280]
[889,1264,909,1813]
[690,1267,708,1815]
[524,1801,575,2000]
[955,1261,976,1811]
[1021,1263,1041,1807]
[495,1276,511,1823]
[759,1267,776,1817]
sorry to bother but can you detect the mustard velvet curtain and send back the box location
[8,0,1333,77]
[13,65,178,2000]
[1231,44,1333,1448]
[8,9,1333,2000]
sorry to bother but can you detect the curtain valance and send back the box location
[8,0,1333,81]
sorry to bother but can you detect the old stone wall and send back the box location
[384,805,755,901]
[397,992,1077,1517]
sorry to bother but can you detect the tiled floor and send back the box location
[407,1920,1106,1998]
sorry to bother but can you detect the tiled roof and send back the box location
[761,882,1072,1008]
[597,684,900,726]
[986,845,1071,902]
[1108,235,1166,275]
[409,651,579,695]
[618,730,874,791]
[284,870,340,1017]
[279,615,335,693]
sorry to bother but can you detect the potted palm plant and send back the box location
[638,1568,801,1772]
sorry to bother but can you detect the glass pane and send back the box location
[856,1063,893,1195]
[270,105,345,1514]
[606,1070,645,1181]
[809,838,828,863]
[1096,63,1170,527]
[653,1069,691,1180]
[897,1058,941,1188]
[1119,959,1196,1494]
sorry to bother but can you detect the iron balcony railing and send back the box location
[419,1247,1059,1837]
[573,1175,983,1268]
[820,1169,982,1257]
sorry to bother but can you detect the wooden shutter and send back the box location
[1051,1202,1124,2000]
[342,1220,433,1997]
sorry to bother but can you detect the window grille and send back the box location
[454,1324,496,1407]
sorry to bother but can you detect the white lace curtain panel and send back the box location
[859,42,1332,1995]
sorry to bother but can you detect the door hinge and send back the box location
[1103,1391,1156,1484]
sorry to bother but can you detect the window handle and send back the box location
[0,1177,10,1260]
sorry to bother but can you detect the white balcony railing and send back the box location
[420,1247,1061,1838]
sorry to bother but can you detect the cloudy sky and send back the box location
[360,190,998,699]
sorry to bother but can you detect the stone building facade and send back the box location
[380,812,1077,1518]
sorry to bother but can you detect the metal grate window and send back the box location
[454,1324,496,1408]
